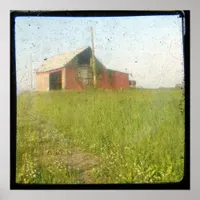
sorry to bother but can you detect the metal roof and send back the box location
[37,46,90,73]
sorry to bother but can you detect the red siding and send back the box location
[65,67,84,90]
[90,70,129,90]
[90,69,113,89]
[36,66,130,91]
[111,71,129,89]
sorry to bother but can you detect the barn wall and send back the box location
[111,71,129,89]
[90,69,112,89]
[36,68,65,91]
[65,67,84,90]
[62,68,66,89]
[90,70,129,90]
[77,66,92,86]
[35,72,49,91]
[98,70,112,89]
[36,66,129,91]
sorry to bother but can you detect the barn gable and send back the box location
[37,46,106,73]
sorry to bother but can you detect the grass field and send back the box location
[16,88,185,184]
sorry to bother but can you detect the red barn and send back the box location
[36,46,129,91]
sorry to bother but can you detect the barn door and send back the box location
[49,71,62,90]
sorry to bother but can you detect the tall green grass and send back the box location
[16,89,184,184]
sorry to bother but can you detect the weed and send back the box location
[16,89,184,184]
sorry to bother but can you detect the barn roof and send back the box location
[37,46,91,73]
[37,46,130,75]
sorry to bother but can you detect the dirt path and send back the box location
[26,106,102,184]
[39,147,102,183]
[66,148,101,183]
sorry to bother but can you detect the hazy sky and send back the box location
[15,15,184,90]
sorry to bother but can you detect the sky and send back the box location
[15,15,184,91]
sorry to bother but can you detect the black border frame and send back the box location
[10,10,190,190]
